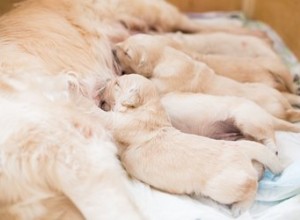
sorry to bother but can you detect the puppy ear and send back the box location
[121,87,141,108]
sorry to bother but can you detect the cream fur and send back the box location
[0,74,142,220]
[165,32,296,94]
[0,0,291,218]
[161,92,300,154]
[114,34,300,122]
[166,32,278,58]
[0,0,275,99]
[97,74,283,217]
[0,0,204,100]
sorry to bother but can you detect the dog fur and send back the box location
[161,92,300,154]
[164,32,297,94]
[0,0,275,100]
[166,32,278,58]
[0,0,290,218]
[0,0,207,100]
[131,32,296,97]
[97,74,283,217]
[113,34,300,122]
[0,74,143,220]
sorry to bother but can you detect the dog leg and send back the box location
[233,108,278,153]
[203,170,257,217]
[261,138,278,155]
[230,190,256,218]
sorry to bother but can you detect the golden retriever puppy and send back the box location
[0,74,142,220]
[161,92,300,154]
[190,55,296,94]
[113,34,300,122]
[166,32,278,58]
[151,33,295,95]
[166,32,299,98]
[97,74,283,217]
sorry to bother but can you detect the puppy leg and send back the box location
[230,105,278,153]
[203,169,257,216]
[230,189,257,218]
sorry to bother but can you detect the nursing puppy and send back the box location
[138,33,296,95]
[166,32,278,58]
[190,55,296,95]
[0,74,142,220]
[165,32,296,94]
[113,34,300,122]
[98,74,283,217]
[161,92,300,154]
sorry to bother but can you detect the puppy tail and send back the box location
[240,141,284,175]
[273,117,300,133]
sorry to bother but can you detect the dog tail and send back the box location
[273,117,300,133]
[240,141,284,174]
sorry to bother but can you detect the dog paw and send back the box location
[230,203,249,218]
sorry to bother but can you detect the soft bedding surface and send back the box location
[128,13,300,220]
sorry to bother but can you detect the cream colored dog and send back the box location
[125,32,298,99]
[97,74,283,217]
[113,34,300,122]
[165,32,296,95]
[161,92,300,154]
[0,74,142,220]
[166,32,278,58]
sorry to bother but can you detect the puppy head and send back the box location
[99,74,159,112]
[113,34,165,78]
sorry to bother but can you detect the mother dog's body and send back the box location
[0,75,142,220]
[0,0,221,100]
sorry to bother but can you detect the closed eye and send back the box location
[124,49,132,59]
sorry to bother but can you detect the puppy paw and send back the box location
[262,139,278,155]
[230,203,248,218]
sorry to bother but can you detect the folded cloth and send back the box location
[256,161,300,202]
